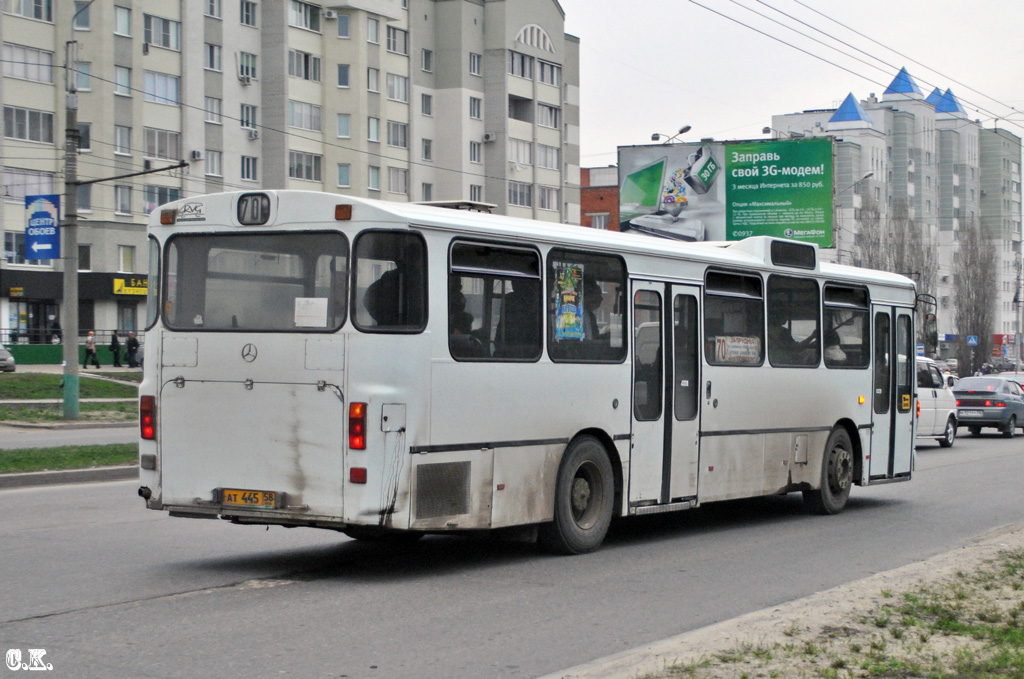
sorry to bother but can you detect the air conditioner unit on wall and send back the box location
[247,128,259,140]
[191,150,203,160]
[483,132,496,143]
[323,10,338,19]
[239,74,252,85]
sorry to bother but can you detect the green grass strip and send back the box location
[0,444,138,474]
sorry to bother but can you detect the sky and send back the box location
[557,0,1024,167]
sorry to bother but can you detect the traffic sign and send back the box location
[967,335,979,346]
[24,194,60,260]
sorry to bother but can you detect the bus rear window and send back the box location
[163,232,348,332]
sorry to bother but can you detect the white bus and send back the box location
[137,191,917,554]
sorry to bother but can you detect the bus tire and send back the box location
[539,435,614,555]
[938,417,956,448]
[803,427,853,515]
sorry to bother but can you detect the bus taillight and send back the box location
[140,395,156,440]
[349,402,367,450]
[916,400,921,418]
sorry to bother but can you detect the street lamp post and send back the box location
[651,125,692,144]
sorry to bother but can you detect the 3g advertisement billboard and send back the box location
[617,137,834,247]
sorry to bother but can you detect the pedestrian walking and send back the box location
[109,330,122,367]
[83,331,100,369]
[126,331,140,368]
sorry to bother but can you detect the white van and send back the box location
[916,357,957,447]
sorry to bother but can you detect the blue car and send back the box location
[954,375,1024,438]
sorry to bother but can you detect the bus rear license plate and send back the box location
[959,410,983,418]
[221,488,278,509]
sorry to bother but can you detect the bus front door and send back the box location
[869,307,915,479]
[629,283,701,508]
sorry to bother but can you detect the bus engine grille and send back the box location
[415,462,471,519]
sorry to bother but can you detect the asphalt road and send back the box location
[1,433,1022,679]
[0,423,137,449]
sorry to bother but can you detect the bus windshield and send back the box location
[163,232,348,332]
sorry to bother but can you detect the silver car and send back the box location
[0,344,15,372]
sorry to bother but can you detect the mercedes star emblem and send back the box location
[241,343,258,362]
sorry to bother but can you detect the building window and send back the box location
[469,141,482,164]
[142,185,179,214]
[77,183,91,211]
[422,138,432,161]
[240,1,257,26]
[387,121,408,149]
[288,0,320,32]
[288,100,322,131]
[538,186,559,211]
[337,163,351,187]
[387,26,408,55]
[509,138,532,165]
[114,66,131,95]
[6,0,52,21]
[337,113,351,138]
[422,183,433,201]
[388,167,408,195]
[144,128,180,161]
[239,52,257,79]
[143,71,179,105]
[3,44,54,83]
[205,97,222,124]
[337,63,350,87]
[470,185,483,202]
[77,122,91,151]
[469,97,482,120]
[538,61,561,86]
[3,168,53,202]
[4,231,47,265]
[337,14,350,38]
[115,185,132,214]
[368,117,379,142]
[74,62,91,91]
[119,245,136,273]
[206,150,223,176]
[421,49,433,73]
[78,244,91,270]
[73,1,90,27]
[143,14,180,50]
[367,67,379,92]
[288,49,321,82]
[206,0,221,17]
[205,43,222,71]
[240,104,257,129]
[368,165,380,191]
[509,181,532,207]
[422,94,432,116]
[469,52,482,76]
[114,125,131,154]
[3,106,54,143]
[241,156,258,181]
[386,73,408,102]
[537,104,561,129]
[367,18,379,44]
[509,51,533,79]
[289,151,322,181]
[590,214,609,230]
[537,144,559,169]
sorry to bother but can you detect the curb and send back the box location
[0,465,138,489]
[2,421,136,430]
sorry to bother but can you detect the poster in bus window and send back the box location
[554,263,584,341]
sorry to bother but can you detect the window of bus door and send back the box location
[767,275,820,367]
[704,271,764,366]
[353,231,426,332]
[633,289,662,421]
[163,232,348,331]
[873,313,891,413]
[145,236,160,330]
[674,294,699,421]
[448,241,541,360]
[547,249,626,363]
[823,285,870,369]
[896,314,912,412]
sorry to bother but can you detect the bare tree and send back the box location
[953,217,997,375]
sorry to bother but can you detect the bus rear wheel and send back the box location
[539,436,614,555]
[804,427,853,515]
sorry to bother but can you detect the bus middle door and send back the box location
[869,306,915,479]
[629,282,701,509]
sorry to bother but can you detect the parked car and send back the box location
[916,357,957,447]
[0,344,15,372]
[954,375,1024,438]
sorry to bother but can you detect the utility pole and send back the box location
[62,40,80,419]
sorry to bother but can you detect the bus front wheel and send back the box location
[539,436,614,555]
[804,427,853,515]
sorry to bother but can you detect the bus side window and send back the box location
[547,249,626,363]
[703,271,764,366]
[353,231,427,332]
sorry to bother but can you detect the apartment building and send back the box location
[1,0,580,343]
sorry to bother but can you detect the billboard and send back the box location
[617,137,834,247]
[24,194,61,260]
